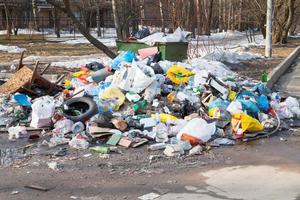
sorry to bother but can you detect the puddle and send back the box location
[0,147,26,167]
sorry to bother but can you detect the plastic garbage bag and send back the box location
[153,123,169,143]
[257,95,270,112]
[138,32,165,46]
[99,87,125,110]
[285,97,300,118]
[133,27,150,39]
[161,27,189,43]
[53,119,74,134]
[111,51,135,70]
[30,96,56,128]
[231,113,264,133]
[144,74,165,102]
[13,93,31,107]
[8,126,27,141]
[166,65,194,85]
[227,101,243,114]
[177,118,216,145]
[208,98,230,119]
[111,62,155,93]
[208,98,230,111]
[69,133,89,150]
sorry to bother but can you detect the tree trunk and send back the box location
[195,0,202,34]
[112,0,122,40]
[238,0,242,31]
[32,0,39,31]
[223,0,227,31]
[140,0,145,26]
[227,0,232,30]
[272,0,296,44]
[53,7,61,38]
[47,0,116,58]
[3,1,12,37]
[96,6,101,37]
[159,0,165,32]
[218,0,223,32]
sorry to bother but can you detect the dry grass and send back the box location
[0,41,114,63]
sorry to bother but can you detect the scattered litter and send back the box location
[24,185,49,192]
[138,192,160,200]
[11,191,19,195]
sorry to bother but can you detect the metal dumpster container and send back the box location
[116,40,188,61]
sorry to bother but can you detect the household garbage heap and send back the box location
[1,50,300,157]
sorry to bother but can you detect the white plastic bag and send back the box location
[227,101,243,114]
[285,97,300,118]
[177,118,216,144]
[69,134,89,149]
[111,61,155,93]
[30,96,56,128]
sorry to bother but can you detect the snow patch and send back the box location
[0,44,26,53]
[190,57,236,79]
[61,37,116,47]
[202,49,263,63]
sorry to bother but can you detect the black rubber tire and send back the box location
[62,96,98,122]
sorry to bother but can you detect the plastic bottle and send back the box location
[90,146,110,154]
[261,69,267,83]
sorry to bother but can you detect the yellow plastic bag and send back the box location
[72,70,89,78]
[151,113,178,123]
[100,87,125,110]
[166,65,194,85]
[231,113,264,133]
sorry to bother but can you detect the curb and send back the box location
[266,45,300,88]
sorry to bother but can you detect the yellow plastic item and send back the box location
[100,87,125,110]
[72,70,89,78]
[228,90,237,101]
[166,65,194,85]
[208,108,221,119]
[231,113,264,133]
[151,113,178,123]
[167,91,177,103]
[64,79,71,88]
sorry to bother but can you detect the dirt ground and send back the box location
[1,127,300,200]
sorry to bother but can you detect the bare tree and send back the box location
[272,0,297,43]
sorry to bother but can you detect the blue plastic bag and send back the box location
[13,93,31,107]
[111,51,135,70]
[208,98,230,110]
[236,90,259,117]
[257,95,270,112]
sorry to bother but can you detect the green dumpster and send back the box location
[116,40,188,62]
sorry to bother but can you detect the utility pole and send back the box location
[265,0,273,58]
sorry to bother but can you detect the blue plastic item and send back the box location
[257,95,270,112]
[13,93,31,107]
[251,83,271,95]
[111,51,135,70]
[208,98,230,110]
[236,90,259,117]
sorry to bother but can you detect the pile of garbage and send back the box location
[1,48,300,159]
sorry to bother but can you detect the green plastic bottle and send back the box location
[261,70,268,83]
